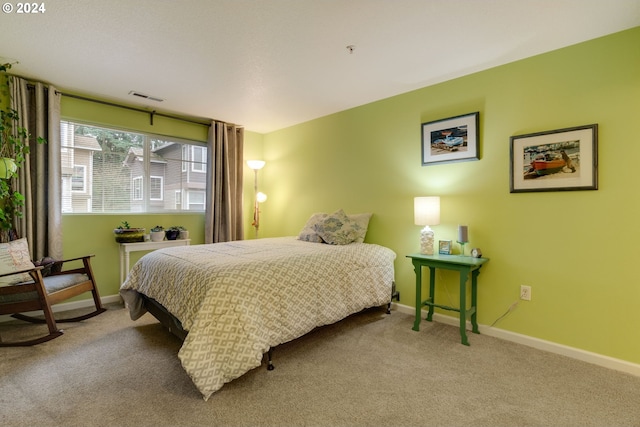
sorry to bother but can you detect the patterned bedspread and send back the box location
[119,237,396,400]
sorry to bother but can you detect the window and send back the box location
[188,190,206,211]
[60,121,207,213]
[191,146,206,172]
[175,190,182,209]
[71,165,86,192]
[132,177,143,200]
[150,176,163,200]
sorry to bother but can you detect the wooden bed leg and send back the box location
[267,347,275,370]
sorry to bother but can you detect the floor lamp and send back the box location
[247,160,267,238]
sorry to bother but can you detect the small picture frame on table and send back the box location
[439,240,452,255]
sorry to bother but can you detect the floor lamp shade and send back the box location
[414,197,440,255]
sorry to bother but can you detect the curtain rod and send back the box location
[54,90,214,127]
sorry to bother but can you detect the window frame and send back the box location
[60,119,208,214]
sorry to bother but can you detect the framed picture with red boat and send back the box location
[422,112,480,165]
[510,124,598,193]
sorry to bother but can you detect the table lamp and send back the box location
[414,196,440,255]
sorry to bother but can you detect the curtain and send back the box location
[9,76,62,260]
[204,121,244,243]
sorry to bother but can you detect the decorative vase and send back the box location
[150,230,165,242]
[113,228,145,243]
[0,158,17,179]
[165,229,179,240]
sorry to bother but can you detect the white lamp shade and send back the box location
[414,196,440,226]
[247,160,265,170]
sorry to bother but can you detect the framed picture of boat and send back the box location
[421,112,480,165]
[510,124,598,193]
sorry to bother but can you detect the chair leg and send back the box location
[11,306,107,323]
[1,294,64,347]
[0,329,64,347]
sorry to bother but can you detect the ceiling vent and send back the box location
[128,91,164,102]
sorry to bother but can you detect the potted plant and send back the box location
[177,225,189,240]
[113,221,145,243]
[150,225,165,242]
[165,226,181,241]
[0,63,46,233]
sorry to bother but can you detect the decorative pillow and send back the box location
[0,238,36,286]
[298,213,327,243]
[298,211,373,244]
[34,257,61,277]
[348,213,372,243]
[313,209,358,245]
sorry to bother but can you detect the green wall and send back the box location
[258,27,640,365]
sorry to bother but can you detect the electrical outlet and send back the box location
[520,285,532,301]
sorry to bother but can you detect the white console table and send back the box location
[119,239,191,284]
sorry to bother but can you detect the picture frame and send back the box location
[438,240,452,255]
[421,112,480,166]
[510,124,598,193]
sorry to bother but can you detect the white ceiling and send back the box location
[1,0,639,133]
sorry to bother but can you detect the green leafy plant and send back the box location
[150,225,164,232]
[0,62,46,231]
[116,221,131,229]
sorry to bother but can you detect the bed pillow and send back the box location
[298,213,327,243]
[313,209,359,245]
[298,211,373,243]
[348,213,372,243]
[0,238,36,286]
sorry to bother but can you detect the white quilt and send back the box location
[120,237,396,400]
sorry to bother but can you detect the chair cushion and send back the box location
[0,273,89,304]
[42,273,89,293]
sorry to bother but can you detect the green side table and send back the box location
[406,253,489,346]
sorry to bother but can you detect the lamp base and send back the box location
[457,241,467,256]
[420,226,435,255]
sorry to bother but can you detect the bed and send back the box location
[120,222,396,400]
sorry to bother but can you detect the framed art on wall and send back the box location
[510,124,598,193]
[421,112,479,166]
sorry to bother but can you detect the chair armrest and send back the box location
[54,254,95,264]
[0,265,44,279]
[48,255,95,276]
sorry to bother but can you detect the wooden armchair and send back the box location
[0,254,106,346]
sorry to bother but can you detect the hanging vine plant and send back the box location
[0,62,46,231]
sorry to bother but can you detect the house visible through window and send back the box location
[60,121,207,213]
[71,165,86,192]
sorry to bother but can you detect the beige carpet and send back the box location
[1,303,639,427]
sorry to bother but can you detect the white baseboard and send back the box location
[0,294,123,323]
[393,302,640,378]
